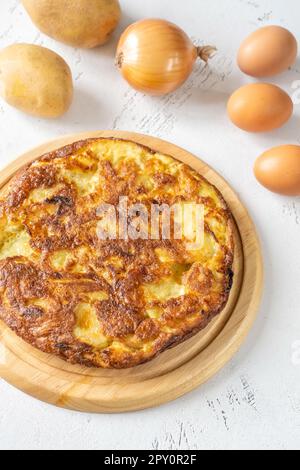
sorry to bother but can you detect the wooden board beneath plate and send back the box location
[0,131,263,413]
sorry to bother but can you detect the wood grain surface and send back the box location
[0,131,263,413]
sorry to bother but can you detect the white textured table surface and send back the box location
[0,0,300,451]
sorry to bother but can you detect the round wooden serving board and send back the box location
[0,131,263,413]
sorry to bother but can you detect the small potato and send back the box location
[0,44,73,118]
[21,0,121,48]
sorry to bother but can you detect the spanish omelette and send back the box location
[0,138,234,368]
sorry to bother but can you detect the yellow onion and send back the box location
[116,19,216,96]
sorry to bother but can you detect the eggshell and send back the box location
[238,26,298,77]
[227,83,293,133]
[254,145,300,196]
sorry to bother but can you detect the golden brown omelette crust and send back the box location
[0,138,234,368]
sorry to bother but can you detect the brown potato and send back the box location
[0,44,73,118]
[22,0,121,48]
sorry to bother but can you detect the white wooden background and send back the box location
[0,0,300,451]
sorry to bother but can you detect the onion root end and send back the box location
[116,52,124,68]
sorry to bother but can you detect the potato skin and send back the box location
[0,44,73,118]
[22,0,121,48]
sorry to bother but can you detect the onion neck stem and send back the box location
[197,45,217,62]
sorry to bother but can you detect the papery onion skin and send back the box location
[116,19,216,96]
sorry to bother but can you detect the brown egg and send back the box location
[238,26,298,77]
[254,145,300,196]
[227,83,293,132]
